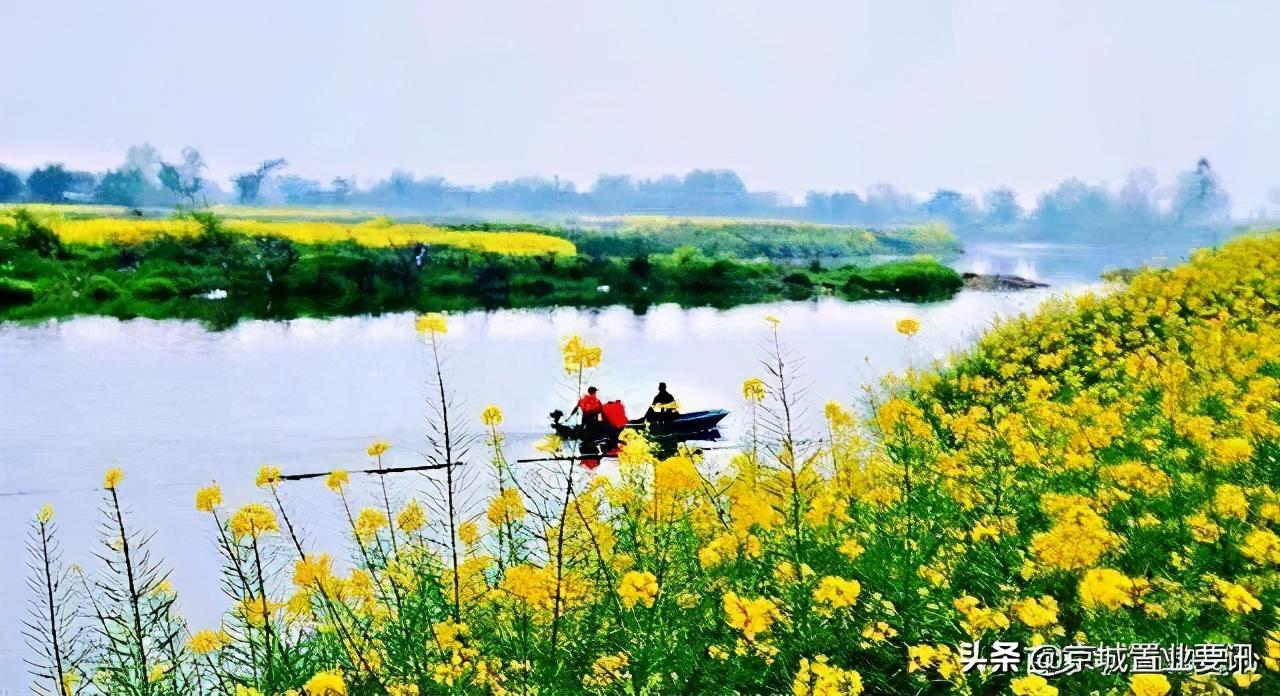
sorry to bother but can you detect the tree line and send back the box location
[0,144,1237,238]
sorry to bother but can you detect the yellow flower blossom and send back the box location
[722,592,776,640]
[36,504,54,524]
[487,488,525,526]
[354,508,389,543]
[813,576,861,614]
[896,318,920,336]
[229,503,280,540]
[432,620,468,651]
[582,653,629,690]
[367,440,390,457]
[458,520,480,546]
[560,335,602,374]
[255,464,281,488]
[189,629,230,655]
[1012,596,1059,628]
[195,483,222,512]
[1011,674,1058,696]
[304,669,347,695]
[397,499,427,533]
[481,405,504,426]
[792,655,863,696]
[1213,483,1249,520]
[103,467,124,490]
[1213,579,1261,614]
[618,570,659,609]
[742,377,767,403]
[325,470,349,494]
[1128,673,1171,696]
[1078,568,1135,611]
[415,313,448,335]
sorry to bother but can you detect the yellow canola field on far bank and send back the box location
[0,207,577,256]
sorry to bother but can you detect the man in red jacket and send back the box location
[570,386,604,437]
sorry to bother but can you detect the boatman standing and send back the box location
[571,386,604,436]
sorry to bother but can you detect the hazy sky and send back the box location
[2,1,1277,210]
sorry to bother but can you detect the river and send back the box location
[0,236,1209,687]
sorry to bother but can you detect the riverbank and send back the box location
[0,208,964,327]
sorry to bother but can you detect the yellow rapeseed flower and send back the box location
[896,318,920,336]
[255,465,282,488]
[560,335,602,374]
[742,377,767,403]
[195,483,222,512]
[189,629,230,655]
[103,467,125,490]
[432,619,469,651]
[1213,578,1261,614]
[416,313,448,336]
[397,499,427,533]
[793,655,864,696]
[36,504,54,524]
[813,576,861,615]
[354,508,389,543]
[487,488,525,526]
[1128,673,1171,696]
[481,405,504,426]
[293,553,333,589]
[367,441,391,457]
[1011,674,1058,696]
[722,591,776,640]
[458,520,480,546]
[303,669,347,695]
[618,570,659,609]
[1078,568,1135,611]
[534,434,563,453]
[229,503,280,540]
[326,470,349,494]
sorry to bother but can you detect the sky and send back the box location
[1,0,1277,211]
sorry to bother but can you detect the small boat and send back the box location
[630,409,729,439]
[549,408,729,458]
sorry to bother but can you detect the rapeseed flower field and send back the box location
[23,232,1280,694]
[0,207,575,256]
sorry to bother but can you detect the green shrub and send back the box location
[130,276,182,300]
[85,274,123,301]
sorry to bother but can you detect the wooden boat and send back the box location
[549,408,728,457]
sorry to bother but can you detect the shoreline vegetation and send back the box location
[20,231,1280,694]
[0,205,965,328]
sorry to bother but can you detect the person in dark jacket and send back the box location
[645,382,678,424]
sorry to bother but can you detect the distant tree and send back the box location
[275,174,322,205]
[981,187,1022,225]
[1033,178,1112,231]
[26,164,75,202]
[590,174,637,212]
[922,189,977,225]
[681,169,749,212]
[124,143,162,183]
[0,167,23,202]
[806,191,865,222]
[1172,158,1230,224]
[864,184,916,224]
[1117,168,1160,224]
[231,158,288,204]
[95,168,147,207]
[331,176,353,202]
[159,147,207,204]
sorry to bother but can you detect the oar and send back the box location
[279,461,459,482]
